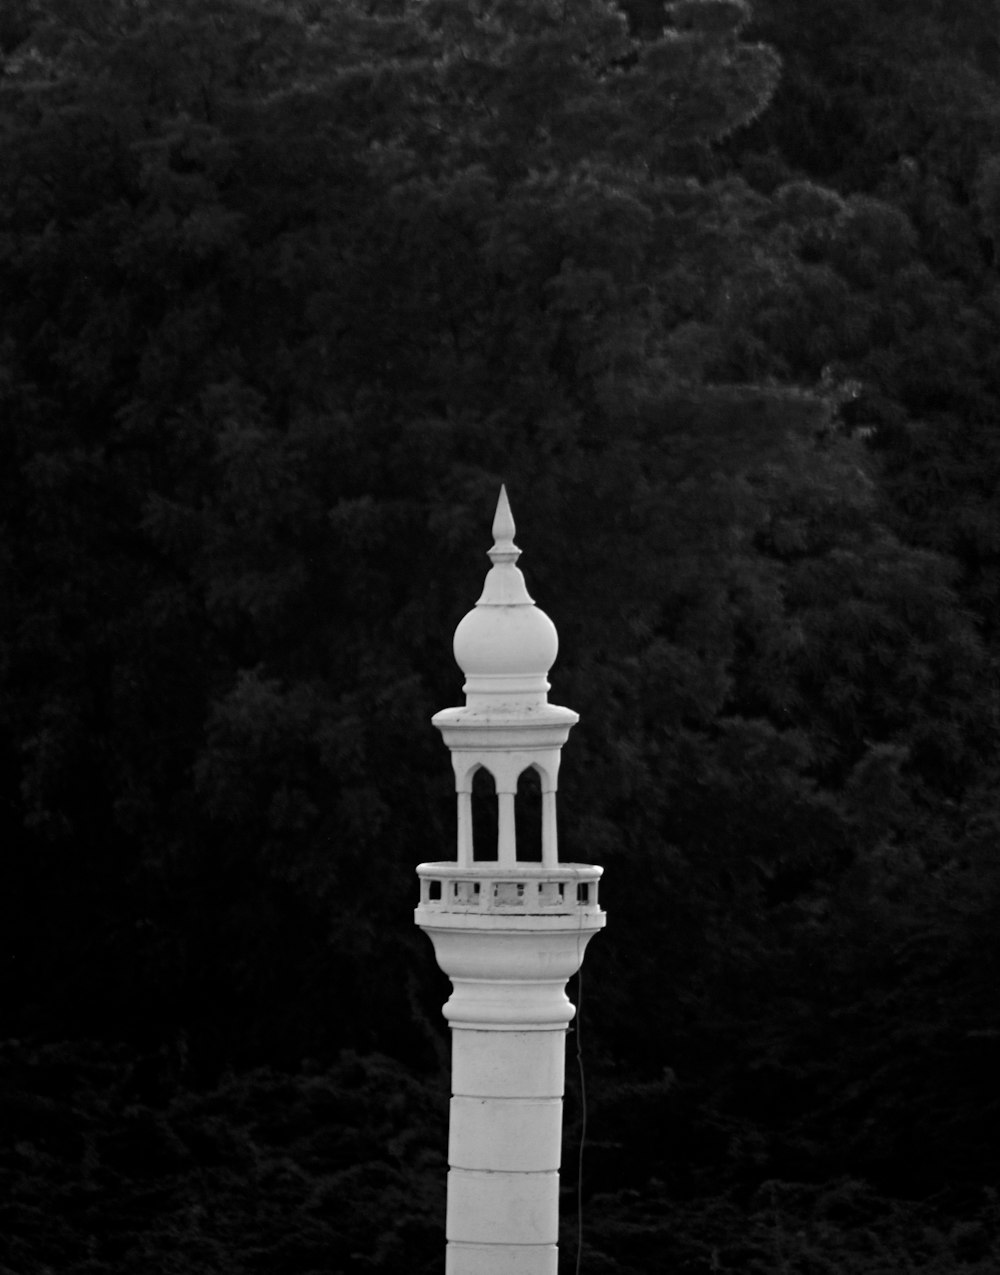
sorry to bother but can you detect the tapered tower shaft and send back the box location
[416,487,605,1274]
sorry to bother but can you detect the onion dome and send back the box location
[452,486,559,707]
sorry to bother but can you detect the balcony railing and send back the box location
[416,862,602,915]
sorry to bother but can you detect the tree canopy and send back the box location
[2,1,999,1271]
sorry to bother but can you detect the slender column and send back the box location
[541,790,558,868]
[457,790,473,868]
[497,790,517,865]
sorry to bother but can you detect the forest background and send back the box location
[2,0,1000,1271]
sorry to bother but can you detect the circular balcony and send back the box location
[416,862,603,917]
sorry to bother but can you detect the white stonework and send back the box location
[416,487,605,1275]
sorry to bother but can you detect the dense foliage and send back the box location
[2,0,999,1270]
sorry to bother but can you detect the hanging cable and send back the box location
[574,963,586,1275]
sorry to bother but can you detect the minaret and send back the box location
[415,486,606,1275]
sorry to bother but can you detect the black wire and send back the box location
[575,964,586,1275]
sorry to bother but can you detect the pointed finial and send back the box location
[489,484,520,567]
[477,485,533,605]
[451,484,560,705]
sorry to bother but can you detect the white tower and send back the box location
[415,486,606,1275]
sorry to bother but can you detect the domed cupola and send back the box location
[452,484,559,707]
[428,485,581,869]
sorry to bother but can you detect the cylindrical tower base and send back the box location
[446,1027,565,1267]
[415,899,604,1275]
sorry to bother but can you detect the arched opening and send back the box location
[471,766,498,861]
[515,766,543,863]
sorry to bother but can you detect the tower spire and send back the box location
[490,483,518,563]
[476,485,532,605]
[452,486,557,707]
[415,487,606,1275]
